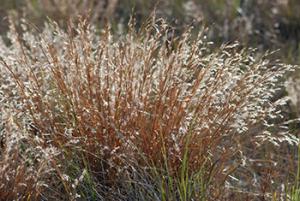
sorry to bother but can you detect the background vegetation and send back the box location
[0,0,300,200]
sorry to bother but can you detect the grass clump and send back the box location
[0,16,297,200]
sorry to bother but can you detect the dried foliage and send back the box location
[0,16,298,200]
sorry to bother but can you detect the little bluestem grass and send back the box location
[0,16,298,200]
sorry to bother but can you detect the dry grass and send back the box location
[0,16,298,200]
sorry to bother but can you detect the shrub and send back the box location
[0,16,297,200]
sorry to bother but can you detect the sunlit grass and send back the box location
[0,15,297,200]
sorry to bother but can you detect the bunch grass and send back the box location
[0,16,297,200]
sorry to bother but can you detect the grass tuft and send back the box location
[0,16,297,200]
